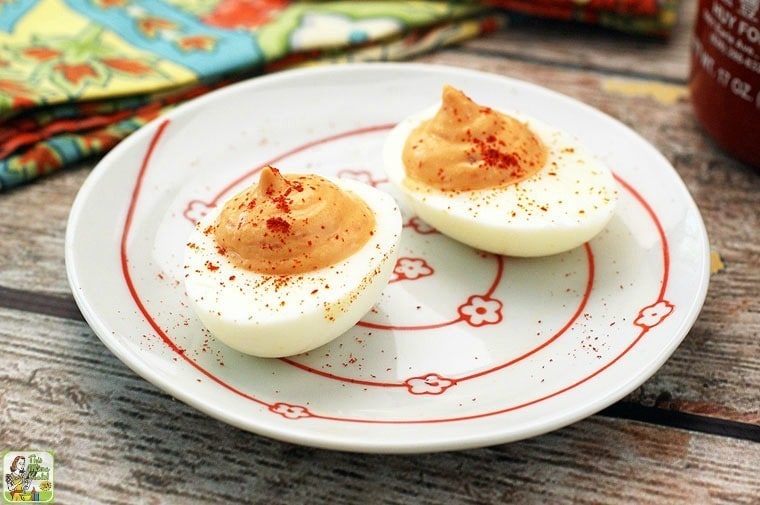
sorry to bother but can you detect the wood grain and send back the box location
[0,165,90,295]
[2,307,758,504]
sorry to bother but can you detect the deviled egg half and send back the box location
[184,166,402,358]
[383,85,618,257]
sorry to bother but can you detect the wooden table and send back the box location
[2,0,758,502]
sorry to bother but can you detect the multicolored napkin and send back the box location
[0,0,502,190]
[0,1,679,190]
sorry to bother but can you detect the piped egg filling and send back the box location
[383,86,618,257]
[184,166,402,358]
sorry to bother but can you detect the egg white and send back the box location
[183,177,402,358]
[383,103,618,257]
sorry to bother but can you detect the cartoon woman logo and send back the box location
[4,455,36,502]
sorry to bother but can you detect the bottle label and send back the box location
[692,0,760,106]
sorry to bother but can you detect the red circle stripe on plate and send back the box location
[121,119,672,424]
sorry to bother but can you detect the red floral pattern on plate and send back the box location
[405,374,457,395]
[408,216,436,234]
[458,295,503,327]
[269,402,312,419]
[183,200,214,224]
[391,257,434,282]
[634,300,674,329]
[119,119,677,424]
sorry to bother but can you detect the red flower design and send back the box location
[392,257,434,282]
[202,0,290,30]
[53,63,99,85]
[137,17,177,38]
[269,402,311,419]
[405,373,456,395]
[93,0,131,7]
[408,216,435,234]
[22,47,62,61]
[102,58,153,76]
[458,295,503,327]
[634,300,674,329]
[176,35,217,52]
[183,200,214,224]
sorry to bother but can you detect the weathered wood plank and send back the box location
[1,308,757,505]
[0,165,91,295]
[0,285,83,321]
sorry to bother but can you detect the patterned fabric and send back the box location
[483,0,680,36]
[0,0,502,190]
[0,1,679,190]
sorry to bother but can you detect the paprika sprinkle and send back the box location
[213,166,376,275]
[402,85,546,191]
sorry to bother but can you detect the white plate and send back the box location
[66,63,710,453]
